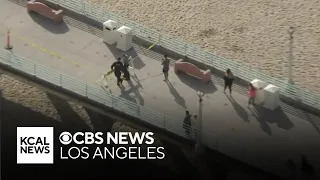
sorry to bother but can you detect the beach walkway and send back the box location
[1,0,320,178]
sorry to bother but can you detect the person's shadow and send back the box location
[166,80,186,109]
[253,105,293,130]
[248,107,272,135]
[127,80,144,106]
[119,85,137,103]
[226,95,249,123]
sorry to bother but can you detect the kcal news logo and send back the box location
[17,127,54,164]
[16,127,165,164]
[59,131,165,160]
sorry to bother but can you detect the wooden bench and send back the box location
[174,59,212,83]
[27,0,64,24]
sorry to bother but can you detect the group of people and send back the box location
[112,52,260,107]
[111,53,170,87]
[223,68,259,107]
[183,111,198,137]
[111,54,131,86]
[112,53,260,136]
[180,66,261,137]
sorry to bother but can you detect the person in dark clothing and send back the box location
[161,54,170,81]
[183,111,192,136]
[121,55,131,81]
[111,58,124,86]
[224,69,234,95]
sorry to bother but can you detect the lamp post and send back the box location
[287,26,295,85]
[195,91,204,154]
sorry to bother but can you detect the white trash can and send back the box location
[263,84,280,110]
[250,79,266,105]
[102,20,118,44]
[116,26,133,51]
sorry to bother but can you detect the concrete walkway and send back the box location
[1,0,320,178]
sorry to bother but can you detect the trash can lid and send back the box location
[103,20,118,29]
[117,26,133,35]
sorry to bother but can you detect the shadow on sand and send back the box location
[84,107,115,132]
[161,141,202,179]
[46,93,90,130]
[0,91,179,179]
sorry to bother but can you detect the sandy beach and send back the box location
[87,0,320,93]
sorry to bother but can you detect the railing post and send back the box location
[33,64,36,76]
[102,9,105,21]
[298,88,302,102]
[158,33,162,46]
[133,23,136,35]
[211,54,214,66]
[236,64,240,77]
[111,95,114,108]
[137,105,140,118]
[59,74,62,86]
[107,11,110,21]
[82,0,85,15]
[7,52,12,64]
[85,84,88,97]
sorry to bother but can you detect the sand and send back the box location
[87,0,320,93]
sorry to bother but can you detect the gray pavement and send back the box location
[1,0,320,178]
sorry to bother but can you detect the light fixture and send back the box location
[197,91,204,98]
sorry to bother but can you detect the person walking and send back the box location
[161,54,170,81]
[123,63,130,81]
[248,83,257,107]
[121,54,131,81]
[224,69,234,95]
[183,111,192,136]
[111,58,124,86]
[122,53,132,81]
[121,53,130,66]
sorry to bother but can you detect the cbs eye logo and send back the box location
[59,132,72,145]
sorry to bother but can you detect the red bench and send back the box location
[27,0,64,24]
[174,59,212,83]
